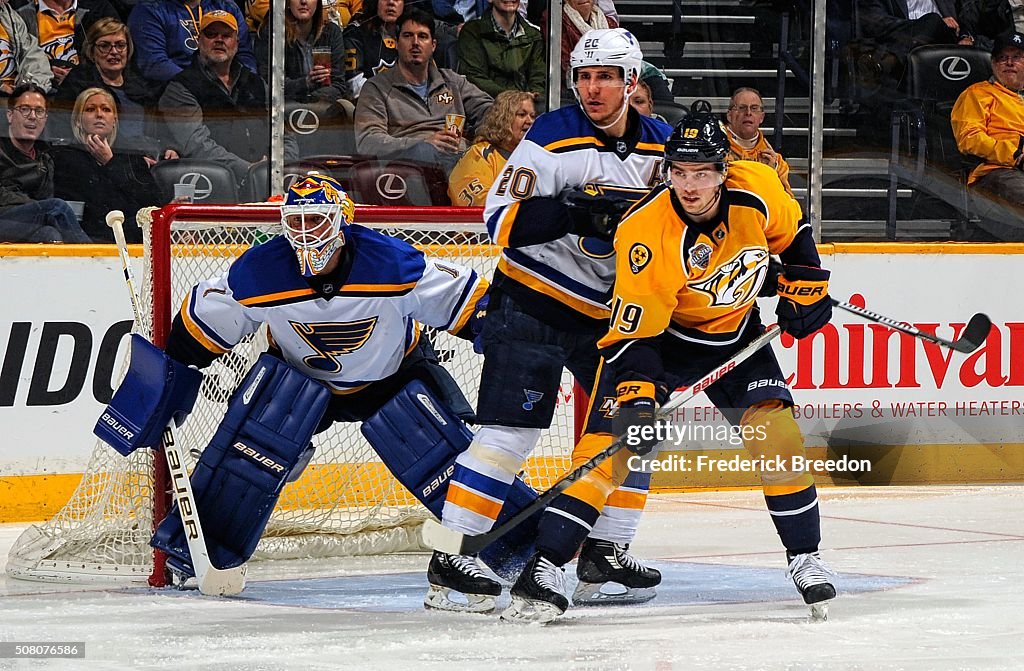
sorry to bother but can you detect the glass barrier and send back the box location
[10,0,1020,244]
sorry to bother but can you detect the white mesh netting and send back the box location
[6,205,575,584]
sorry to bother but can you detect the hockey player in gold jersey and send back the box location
[503,112,838,623]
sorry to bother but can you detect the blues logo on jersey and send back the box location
[292,318,378,373]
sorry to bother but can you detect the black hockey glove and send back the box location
[564,188,644,239]
[759,257,784,298]
[776,265,832,339]
[613,378,668,456]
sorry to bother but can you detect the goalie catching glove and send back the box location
[776,265,832,339]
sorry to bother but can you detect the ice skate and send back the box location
[786,551,837,621]
[502,553,569,624]
[572,538,661,605]
[424,550,501,613]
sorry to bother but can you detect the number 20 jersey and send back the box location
[483,105,671,328]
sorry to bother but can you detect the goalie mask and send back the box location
[281,175,355,277]
[568,28,643,130]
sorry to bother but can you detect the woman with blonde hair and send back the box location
[52,88,160,243]
[448,90,536,206]
[53,18,169,157]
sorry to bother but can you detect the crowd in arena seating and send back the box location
[1,0,1021,243]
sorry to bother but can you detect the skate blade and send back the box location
[423,585,496,614]
[500,595,565,624]
[809,601,830,622]
[572,581,657,606]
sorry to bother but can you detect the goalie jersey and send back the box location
[483,105,671,329]
[172,226,488,392]
[600,160,819,353]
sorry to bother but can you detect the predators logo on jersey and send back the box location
[690,247,769,308]
[292,318,378,373]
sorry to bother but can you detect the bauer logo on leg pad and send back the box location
[233,441,288,474]
[423,463,455,498]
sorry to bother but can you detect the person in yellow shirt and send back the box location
[951,31,1024,240]
[504,112,837,623]
[447,89,535,206]
[724,87,793,196]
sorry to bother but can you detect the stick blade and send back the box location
[196,566,247,596]
[954,313,992,353]
[420,519,470,555]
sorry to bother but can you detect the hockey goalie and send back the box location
[94,176,538,607]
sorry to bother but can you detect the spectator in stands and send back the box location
[859,0,974,80]
[951,31,1024,240]
[12,0,118,86]
[52,87,160,242]
[129,0,255,83]
[959,1,1022,51]
[333,0,361,26]
[246,0,349,33]
[159,10,271,183]
[52,18,170,155]
[255,0,346,104]
[724,87,793,196]
[456,0,545,99]
[0,4,54,94]
[628,79,669,122]
[355,8,492,174]
[342,0,403,100]
[448,89,533,205]
[560,0,617,70]
[0,83,89,242]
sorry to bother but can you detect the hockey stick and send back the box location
[422,325,783,556]
[107,209,246,596]
[831,299,991,354]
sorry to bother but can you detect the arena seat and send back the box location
[886,46,992,237]
[349,159,451,206]
[285,100,356,158]
[151,159,240,204]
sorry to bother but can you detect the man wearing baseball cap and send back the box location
[129,0,255,82]
[951,30,1024,240]
[158,7,275,184]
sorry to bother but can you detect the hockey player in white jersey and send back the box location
[122,175,501,581]
[424,28,674,613]
[166,176,487,404]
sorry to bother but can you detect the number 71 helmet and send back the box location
[281,175,355,277]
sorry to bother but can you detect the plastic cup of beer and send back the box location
[445,113,466,138]
[312,47,332,86]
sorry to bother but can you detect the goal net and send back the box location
[7,204,577,586]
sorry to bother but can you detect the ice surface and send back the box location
[2,486,1022,671]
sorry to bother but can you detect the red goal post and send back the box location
[7,203,583,588]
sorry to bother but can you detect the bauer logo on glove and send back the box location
[775,265,833,340]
